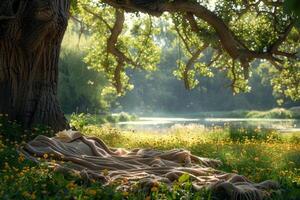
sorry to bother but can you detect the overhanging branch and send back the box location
[102,0,297,67]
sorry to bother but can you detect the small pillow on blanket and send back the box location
[55,129,82,143]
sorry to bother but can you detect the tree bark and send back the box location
[0,0,70,131]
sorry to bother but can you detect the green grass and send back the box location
[68,124,300,199]
[0,115,300,199]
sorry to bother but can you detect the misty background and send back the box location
[57,23,300,116]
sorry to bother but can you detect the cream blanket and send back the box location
[20,130,279,200]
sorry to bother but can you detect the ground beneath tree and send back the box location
[20,130,279,200]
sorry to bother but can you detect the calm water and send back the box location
[117,117,300,132]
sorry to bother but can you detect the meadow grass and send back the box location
[0,116,300,199]
[81,124,300,199]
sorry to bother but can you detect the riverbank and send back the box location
[140,108,300,119]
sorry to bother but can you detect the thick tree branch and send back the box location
[183,43,208,89]
[82,6,112,30]
[173,18,193,54]
[98,0,298,96]
[183,13,225,50]
[107,9,136,66]
[269,22,294,53]
[106,9,137,93]
[103,0,244,58]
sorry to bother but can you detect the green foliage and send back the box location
[60,6,300,113]
[284,0,300,26]
[70,113,98,129]
[118,112,137,122]
[69,112,137,129]
[58,23,119,113]
[77,1,161,94]
[0,115,54,143]
[67,0,300,103]
[170,0,300,97]
[258,59,300,102]
[290,107,300,119]
[113,21,299,112]
[70,0,79,15]
[117,42,294,114]
[246,108,294,119]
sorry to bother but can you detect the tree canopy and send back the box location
[71,0,300,101]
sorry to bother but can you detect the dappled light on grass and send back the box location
[1,115,300,199]
[81,124,300,196]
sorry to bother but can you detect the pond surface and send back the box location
[117,117,300,132]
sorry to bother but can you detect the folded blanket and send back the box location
[20,130,279,200]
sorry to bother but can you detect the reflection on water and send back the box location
[117,117,300,132]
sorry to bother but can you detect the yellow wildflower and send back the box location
[22,191,30,198]
[18,155,25,163]
[66,181,77,190]
[151,186,158,192]
[122,191,129,196]
[87,189,97,196]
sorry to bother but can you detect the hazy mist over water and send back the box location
[117,116,300,132]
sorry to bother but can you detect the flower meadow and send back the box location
[0,115,300,199]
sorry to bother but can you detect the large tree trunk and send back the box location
[0,0,70,131]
